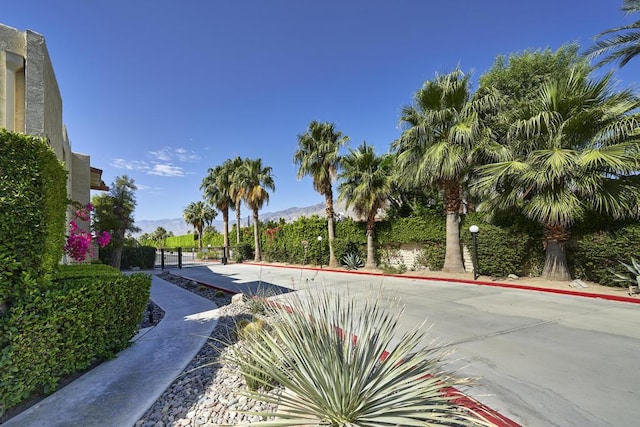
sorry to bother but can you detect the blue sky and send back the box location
[4,1,640,221]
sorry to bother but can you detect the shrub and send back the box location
[99,246,156,269]
[0,130,67,302]
[461,213,530,277]
[233,243,253,263]
[0,268,151,415]
[224,288,489,425]
[415,241,445,270]
[342,252,364,270]
[569,223,640,285]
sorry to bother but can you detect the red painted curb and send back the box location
[244,262,640,304]
[172,268,523,426]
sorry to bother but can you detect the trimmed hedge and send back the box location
[0,130,67,305]
[569,222,640,286]
[98,246,156,270]
[0,269,151,415]
[460,213,532,277]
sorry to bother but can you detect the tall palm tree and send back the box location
[585,0,640,67]
[201,160,234,261]
[183,201,217,250]
[393,69,496,273]
[238,158,275,262]
[228,156,246,244]
[338,142,393,268]
[294,121,350,267]
[475,69,640,280]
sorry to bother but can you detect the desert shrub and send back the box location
[224,288,489,425]
[233,243,253,262]
[342,253,364,270]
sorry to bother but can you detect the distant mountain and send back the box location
[133,201,354,237]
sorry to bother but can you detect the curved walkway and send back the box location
[4,275,219,427]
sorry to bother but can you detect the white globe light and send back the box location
[469,225,479,234]
[317,236,323,241]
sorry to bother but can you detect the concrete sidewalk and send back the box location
[4,275,219,427]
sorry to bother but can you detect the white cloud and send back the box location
[148,147,173,162]
[111,158,149,171]
[148,163,185,177]
[148,146,200,163]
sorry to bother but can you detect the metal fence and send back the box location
[155,247,228,269]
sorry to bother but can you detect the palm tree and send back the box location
[294,121,350,267]
[201,159,233,261]
[228,156,246,244]
[238,158,275,262]
[475,69,640,280]
[393,69,496,273]
[183,201,217,250]
[585,0,640,67]
[338,142,393,268]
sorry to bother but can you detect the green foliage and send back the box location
[92,176,139,269]
[609,257,640,293]
[233,243,253,263]
[0,268,151,415]
[52,264,121,281]
[415,242,446,271]
[461,213,530,277]
[569,223,640,286]
[376,214,445,244]
[224,288,487,425]
[98,246,156,270]
[164,234,197,248]
[342,252,364,270]
[0,130,67,302]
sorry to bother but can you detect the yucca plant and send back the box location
[342,252,364,270]
[224,287,494,426]
[610,257,640,295]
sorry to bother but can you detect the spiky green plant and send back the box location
[610,257,640,295]
[225,287,494,426]
[342,252,364,270]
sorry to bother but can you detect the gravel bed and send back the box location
[135,273,281,427]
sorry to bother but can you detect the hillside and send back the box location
[134,201,354,236]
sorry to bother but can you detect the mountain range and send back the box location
[134,201,354,236]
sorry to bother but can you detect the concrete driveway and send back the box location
[177,264,640,427]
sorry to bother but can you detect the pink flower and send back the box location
[97,231,111,247]
[64,202,108,262]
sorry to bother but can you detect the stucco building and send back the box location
[0,22,107,210]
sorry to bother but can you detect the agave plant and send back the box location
[224,287,494,426]
[610,258,640,296]
[342,252,364,270]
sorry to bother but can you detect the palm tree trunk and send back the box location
[365,215,376,269]
[253,209,261,261]
[542,224,572,281]
[235,200,241,244]
[325,192,338,267]
[443,212,465,272]
[442,180,465,273]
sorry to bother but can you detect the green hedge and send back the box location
[98,246,156,270]
[569,222,640,286]
[163,234,197,248]
[52,264,122,281]
[0,269,151,415]
[460,213,532,277]
[0,130,67,306]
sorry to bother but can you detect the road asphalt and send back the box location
[4,263,639,426]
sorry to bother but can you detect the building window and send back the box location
[5,52,24,132]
